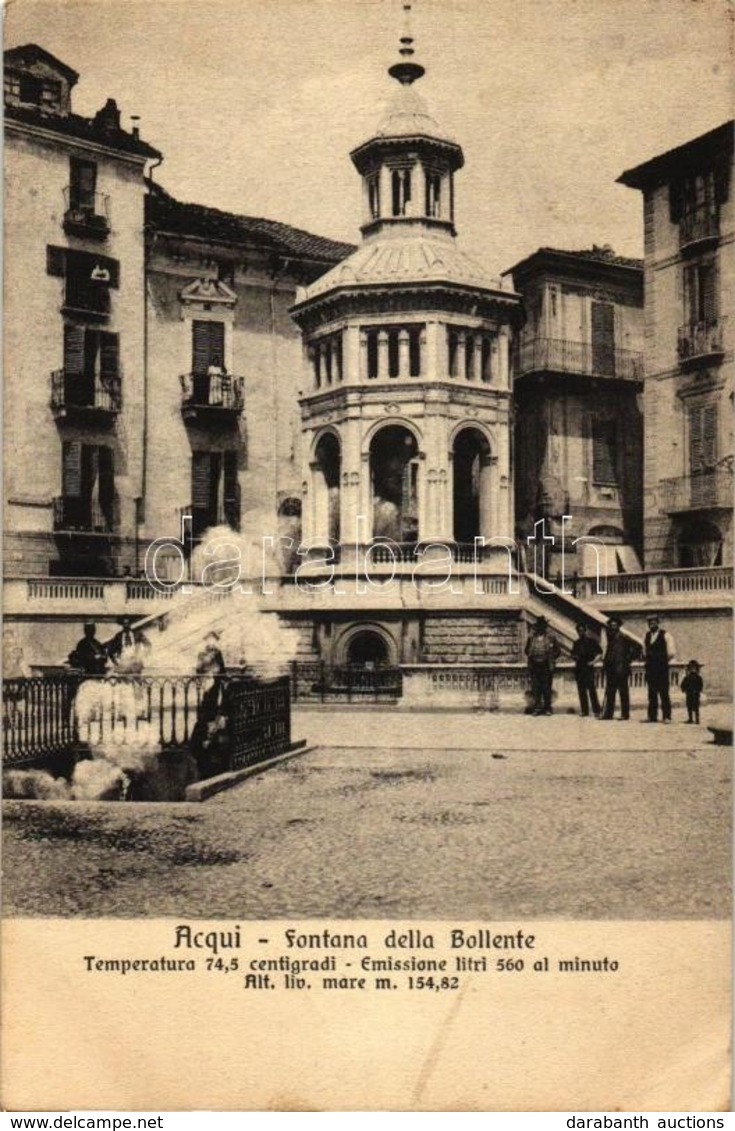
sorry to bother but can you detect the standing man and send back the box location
[643,614,676,723]
[602,616,636,721]
[571,621,602,717]
[524,616,560,716]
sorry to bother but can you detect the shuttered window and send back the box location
[63,326,119,378]
[191,450,240,534]
[684,261,718,325]
[689,404,718,474]
[99,332,119,379]
[592,420,619,486]
[62,440,83,497]
[69,158,97,212]
[61,443,115,529]
[63,325,86,375]
[192,321,225,375]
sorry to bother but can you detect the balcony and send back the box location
[62,187,111,241]
[516,337,643,383]
[53,495,118,535]
[50,369,121,423]
[679,206,719,253]
[677,318,726,366]
[180,373,244,424]
[659,469,732,514]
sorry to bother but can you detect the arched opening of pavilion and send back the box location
[452,426,492,543]
[370,425,419,544]
[313,433,341,545]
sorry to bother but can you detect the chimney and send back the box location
[130,115,140,140]
[93,98,121,133]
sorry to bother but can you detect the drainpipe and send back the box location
[140,154,163,576]
[269,256,291,541]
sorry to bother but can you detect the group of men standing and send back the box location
[524,613,678,722]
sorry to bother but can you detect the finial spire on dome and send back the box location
[388,2,425,86]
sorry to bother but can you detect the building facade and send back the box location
[4,44,160,583]
[619,121,734,571]
[505,246,644,579]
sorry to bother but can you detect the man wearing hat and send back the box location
[570,621,602,717]
[524,616,561,716]
[68,621,108,675]
[601,616,636,721]
[107,615,136,665]
[643,614,676,723]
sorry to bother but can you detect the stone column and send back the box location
[377,330,389,380]
[424,321,440,381]
[339,417,362,555]
[455,330,466,383]
[398,328,411,379]
[498,326,511,389]
[472,332,484,383]
[344,325,360,385]
[479,454,494,538]
[380,165,392,218]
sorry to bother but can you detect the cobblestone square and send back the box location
[3,708,730,920]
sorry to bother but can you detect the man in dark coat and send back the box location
[602,616,636,721]
[571,621,602,717]
[68,622,108,675]
[524,616,561,716]
[643,614,676,723]
[106,615,136,664]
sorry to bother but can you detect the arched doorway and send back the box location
[313,433,341,544]
[453,427,491,542]
[346,630,389,667]
[370,425,419,543]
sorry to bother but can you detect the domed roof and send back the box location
[296,231,505,305]
[374,83,456,145]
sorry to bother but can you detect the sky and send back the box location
[5,0,733,271]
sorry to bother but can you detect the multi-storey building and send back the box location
[4,44,160,588]
[619,121,733,571]
[143,183,351,567]
[505,246,644,579]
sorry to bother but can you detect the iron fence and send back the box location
[2,672,291,772]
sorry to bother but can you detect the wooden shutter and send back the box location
[97,446,115,529]
[592,421,618,486]
[192,451,213,509]
[47,246,66,277]
[99,332,119,379]
[192,321,225,374]
[63,324,85,375]
[62,441,82,496]
[192,322,210,375]
[702,262,718,323]
[224,451,240,530]
[688,405,717,472]
[591,302,615,376]
[70,158,97,210]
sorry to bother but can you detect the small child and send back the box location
[680,660,704,724]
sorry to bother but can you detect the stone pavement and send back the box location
[2,707,731,920]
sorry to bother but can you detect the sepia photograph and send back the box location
[1,0,732,1112]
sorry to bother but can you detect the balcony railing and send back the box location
[180,373,244,422]
[53,495,118,534]
[659,469,732,513]
[679,207,719,251]
[62,187,111,240]
[677,318,726,364]
[516,337,643,382]
[50,369,121,420]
